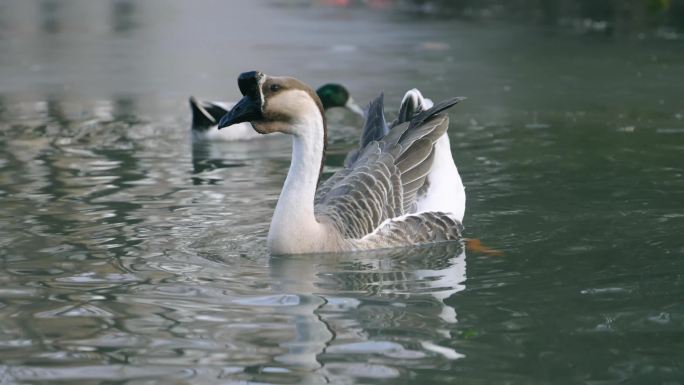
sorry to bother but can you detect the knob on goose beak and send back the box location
[217,71,265,129]
[237,71,263,98]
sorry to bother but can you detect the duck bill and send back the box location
[217,95,263,129]
[345,97,365,117]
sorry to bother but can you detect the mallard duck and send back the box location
[190,83,363,141]
[218,71,465,254]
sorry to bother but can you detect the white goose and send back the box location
[218,71,466,254]
[190,84,364,141]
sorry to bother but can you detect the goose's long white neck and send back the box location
[267,104,326,254]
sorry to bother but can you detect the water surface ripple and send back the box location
[1,1,684,384]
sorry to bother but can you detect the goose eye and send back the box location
[270,84,281,92]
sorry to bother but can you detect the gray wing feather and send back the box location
[316,95,464,240]
[408,97,466,130]
[396,137,434,175]
[398,92,420,124]
[395,113,449,152]
[344,94,389,167]
[390,89,437,128]
[394,89,425,127]
[361,212,464,248]
[317,151,403,238]
[360,94,389,149]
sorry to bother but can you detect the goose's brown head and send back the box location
[218,71,325,135]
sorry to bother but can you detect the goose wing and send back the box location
[343,89,434,167]
[315,95,465,240]
[360,211,464,248]
[392,88,434,128]
[343,94,389,167]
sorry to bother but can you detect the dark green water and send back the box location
[1,1,683,384]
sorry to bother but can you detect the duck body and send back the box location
[189,97,263,141]
[218,71,465,255]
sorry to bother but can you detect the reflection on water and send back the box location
[269,243,466,374]
[1,0,684,384]
[0,124,469,382]
[2,93,683,383]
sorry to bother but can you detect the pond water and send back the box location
[1,0,684,384]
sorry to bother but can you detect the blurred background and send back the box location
[0,1,683,384]
[1,0,683,101]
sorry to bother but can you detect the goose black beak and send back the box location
[217,95,262,129]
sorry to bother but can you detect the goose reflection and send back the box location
[267,242,467,379]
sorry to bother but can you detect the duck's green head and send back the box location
[316,83,364,116]
[316,83,349,109]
